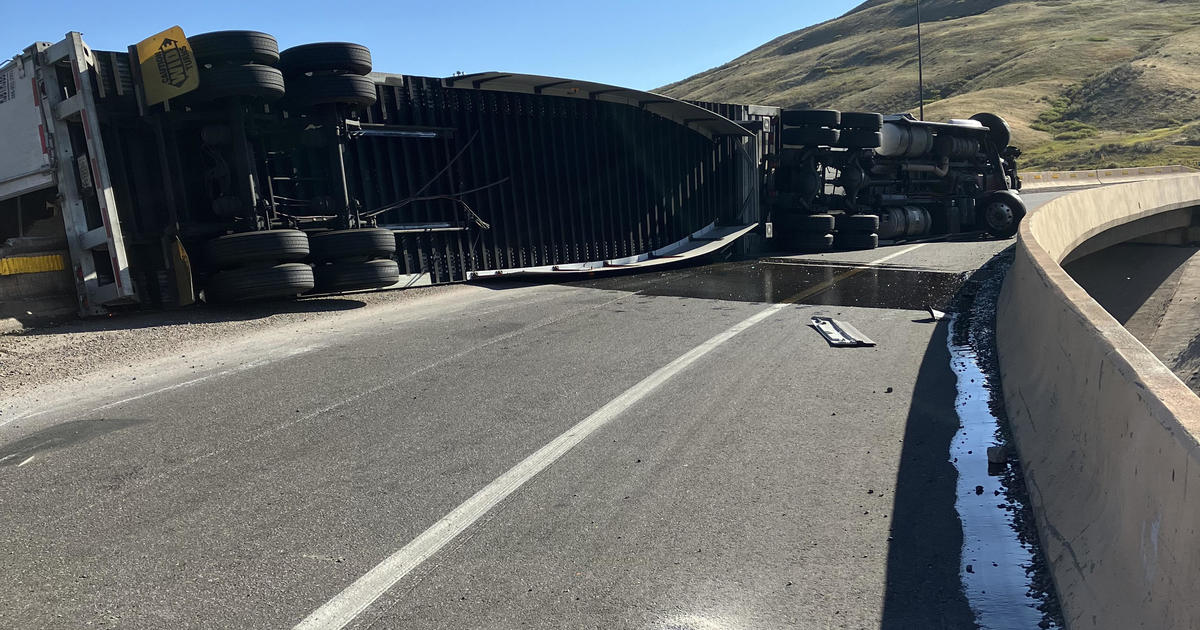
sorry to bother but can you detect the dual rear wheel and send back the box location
[187,32,377,108]
[780,109,883,149]
[203,228,400,302]
[308,229,400,293]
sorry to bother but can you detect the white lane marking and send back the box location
[294,242,928,630]
[17,455,34,467]
[294,304,784,629]
[868,243,924,265]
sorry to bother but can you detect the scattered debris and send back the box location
[987,446,1008,465]
[809,316,876,347]
[927,306,947,321]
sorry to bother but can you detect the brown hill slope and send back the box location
[658,0,1200,169]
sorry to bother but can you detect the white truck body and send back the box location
[0,52,55,202]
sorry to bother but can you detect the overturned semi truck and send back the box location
[763,109,1024,249]
[0,27,1021,316]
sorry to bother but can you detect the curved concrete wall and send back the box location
[1022,165,1196,191]
[997,176,1200,629]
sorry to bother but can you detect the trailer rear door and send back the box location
[0,53,54,202]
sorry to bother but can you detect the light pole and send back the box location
[916,0,925,120]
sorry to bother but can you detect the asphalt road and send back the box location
[0,193,1064,629]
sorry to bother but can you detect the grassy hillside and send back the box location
[659,0,1200,170]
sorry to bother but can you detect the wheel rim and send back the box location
[985,201,1015,232]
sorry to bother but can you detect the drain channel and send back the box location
[948,314,1060,629]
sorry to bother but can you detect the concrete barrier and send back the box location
[1022,165,1197,191]
[996,176,1200,629]
[1022,169,1102,190]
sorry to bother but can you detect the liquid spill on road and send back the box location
[947,315,1059,629]
[551,261,966,310]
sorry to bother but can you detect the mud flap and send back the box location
[170,235,195,306]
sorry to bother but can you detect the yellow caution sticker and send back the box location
[135,26,198,105]
[0,254,65,276]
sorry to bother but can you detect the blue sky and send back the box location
[2,1,862,91]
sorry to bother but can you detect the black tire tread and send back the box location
[208,263,314,301]
[285,74,378,109]
[313,259,400,292]
[839,112,884,130]
[794,232,835,250]
[836,129,882,149]
[206,230,309,268]
[279,42,373,77]
[781,126,840,147]
[838,214,881,233]
[795,213,836,233]
[308,228,396,261]
[837,232,880,250]
[195,64,285,101]
[781,109,840,127]
[189,31,280,66]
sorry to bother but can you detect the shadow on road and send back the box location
[485,258,966,312]
[879,317,976,628]
[882,247,1063,629]
[9,297,367,337]
[0,418,146,465]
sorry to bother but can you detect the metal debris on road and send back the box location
[810,316,877,347]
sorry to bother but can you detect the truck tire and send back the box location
[312,259,400,293]
[782,126,839,147]
[796,232,835,250]
[837,232,879,250]
[206,230,310,268]
[207,263,314,301]
[836,129,882,149]
[981,192,1027,238]
[839,112,883,130]
[188,31,280,66]
[284,74,378,108]
[308,228,396,262]
[781,109,840,127]
[194,64,285,101]
[279,43,373,77]
[970,112,1012,150]
[795,213,836,233]
[837,213,881,232]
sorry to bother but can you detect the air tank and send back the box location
[876,206,932,240]
[877,122,934,158]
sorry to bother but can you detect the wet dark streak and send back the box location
[542,260,966,311]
